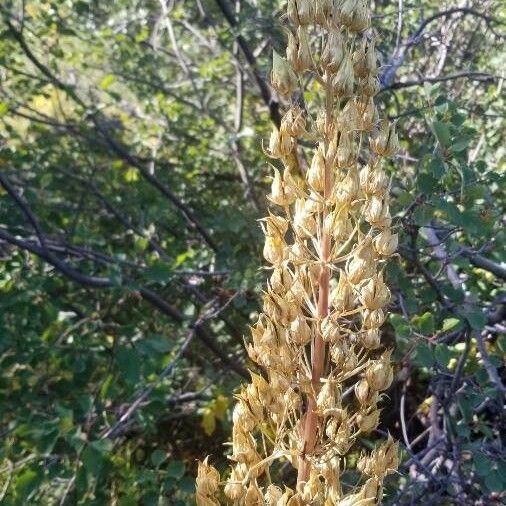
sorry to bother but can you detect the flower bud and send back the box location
[272,50,298,96]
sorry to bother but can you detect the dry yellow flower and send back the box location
[196,0,401,502]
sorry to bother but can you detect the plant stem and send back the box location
[297,85,333,485]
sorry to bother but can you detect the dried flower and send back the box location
[197,0,400,502]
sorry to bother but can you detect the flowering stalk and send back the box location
[197,0,400,504]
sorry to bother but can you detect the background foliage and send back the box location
[0,0,504,504]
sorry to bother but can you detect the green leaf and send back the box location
[137,335,173,355]
[466,310,487,330]
[484,469,503,492]
[417,173,438,194]
[116,347,141,384]
[82,445,105,476]
[143,262,173,282]
[150,449,168,467]
[166,460,185,479]
[432,121,451,147]
[99,74,115,90]
[434,344,452,368]
[179,475,195,493]
[411,312,435,335]
[441,317,461,333]
[390,314,411,339]
[452,136,472,152]
[412,342,434,368]
[14,468,41,499]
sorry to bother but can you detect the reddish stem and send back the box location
[297,175,331,487]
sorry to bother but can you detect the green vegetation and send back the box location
[0,0,504,504]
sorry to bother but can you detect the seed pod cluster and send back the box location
[197,0,400,504]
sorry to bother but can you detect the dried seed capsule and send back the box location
[359,272,391,310]
[308,147,326,191]
[321,316,342,343]
[333,54,354,97]
[361,328,381,349]
[196,457,220,497]
[245,482,264,505]
[374,228,398,256]
[349,0,369,32]
[321,30,346,72]
[362,308,386,329]
[272,50,298,96]
[366,360,394,391]
[355,378,370,405]
[233,399,257,432]
[265,485,283,505]
[335,166,359,205]
[357,408,381,433]
[290,314,312,345]
[314,0,334,25]
[364,195,392,228]
[371,120,400,157]
[317,379,339,412]
[293,198,317,238]
[360,163,389,196]
[224,465,247,500]
[347,238,376,284]
[287,0,313,25]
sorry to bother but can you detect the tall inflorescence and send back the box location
[196,0,400,504]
